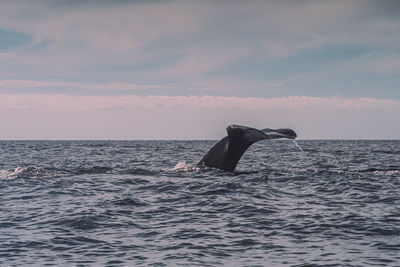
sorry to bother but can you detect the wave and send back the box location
[168,161,200,172]
[357,167,400,174]
[0,164,176,180]
[0,165,120,179]
[74,166,114,175]
[0,166,72,179]
[315,167,400,176]
[0,165,167,180]
[112,197,148,207]
[3,164,398,180]
[122,168,159,176]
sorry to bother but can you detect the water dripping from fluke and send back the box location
[292,140,318,174]
[292,140,304,153]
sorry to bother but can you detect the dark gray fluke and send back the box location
[197,125,297,172]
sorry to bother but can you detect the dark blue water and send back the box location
[1,140,399,266]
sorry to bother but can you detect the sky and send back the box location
[0,0,399,139]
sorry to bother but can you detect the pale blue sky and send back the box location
[0,0,399,139]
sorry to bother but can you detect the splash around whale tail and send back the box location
[197,124,297,172]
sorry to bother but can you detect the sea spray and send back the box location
[169,161,200,172]
[171,161,187,171]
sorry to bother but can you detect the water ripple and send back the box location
[0,140,399,266]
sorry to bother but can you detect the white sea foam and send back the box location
[0,167,28,179]
[168,161,200,172]
[171,161,188,171]
[0,166,68,179]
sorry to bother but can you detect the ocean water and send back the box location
[0,140,399,266]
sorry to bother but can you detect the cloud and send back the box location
[0,53,15,59]
[2,0,400,80]
[0,93,399,139]
[0,78,286,96]
[1,93,399,111]
[0,0,399,104]
[145,46,252,79]
[348,52,400,75]
[0,79,172,93]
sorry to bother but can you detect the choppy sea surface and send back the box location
[0,140,399,266]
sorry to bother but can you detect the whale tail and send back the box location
[198,125,297,172]
[262,128,297,140]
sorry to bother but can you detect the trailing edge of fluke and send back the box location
[197,124,297,172]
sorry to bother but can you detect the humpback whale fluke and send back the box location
[197,125,297,172]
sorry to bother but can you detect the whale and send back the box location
[197,124,297,172]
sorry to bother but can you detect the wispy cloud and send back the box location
[349,52,400,75]
[1,94,399,139]
[1,0,400,83]
[0,53,15,59]
[0,79,285,95]
[0,79,173,92]
[1,93,398,111]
